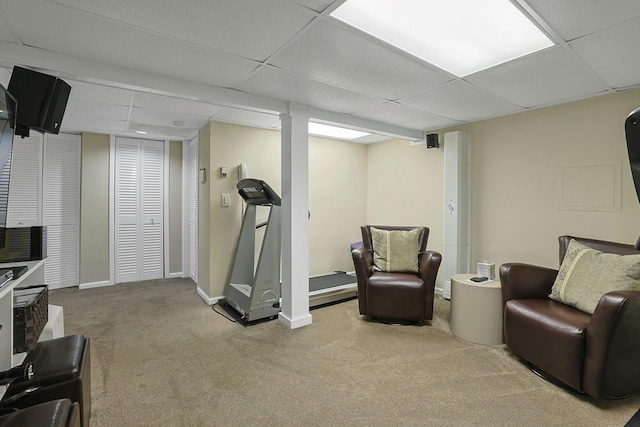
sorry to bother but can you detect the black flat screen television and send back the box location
[0,83,17,248]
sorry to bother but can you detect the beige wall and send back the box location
[80,132,110,284]
[366,139,445,285]
[449,88,640,271]
[199,121,367,299]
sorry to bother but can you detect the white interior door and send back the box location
[115,137,140,283]
[43,133,80,289]
[140,140,163,280]
[6,133,43,227]
[187,137,198,283]
[114,137,164,283]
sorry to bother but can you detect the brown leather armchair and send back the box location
[351,225,442,323]
[0,399,80,427]
[500,235,640,399]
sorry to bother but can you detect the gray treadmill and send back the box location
[220,178,356,324]
[221,178,282,323]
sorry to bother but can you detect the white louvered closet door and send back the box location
[43,133,81,289]
[114,137,164,284]
[187,137,198,283]
[115,138,141,283]
[6,133,43,227]
[140,140,163,280]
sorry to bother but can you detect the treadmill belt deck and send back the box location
[309,272,356,292]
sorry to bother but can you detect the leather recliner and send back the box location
[0,399,80,427]
[352,225,442,323]
[500,235,640,399]
[1,335,91,426]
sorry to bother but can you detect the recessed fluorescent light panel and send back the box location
[308,122,370,140]
[331,0,554,77]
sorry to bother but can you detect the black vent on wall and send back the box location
[7,66,71,138]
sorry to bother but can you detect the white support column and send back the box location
[442,131,471,299]
[279,103,312,329]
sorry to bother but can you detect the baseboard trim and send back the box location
[278,312,312,329]
[79,280,112,290]
[167,272,184,279]
[197,286,223,305]
[435,286,443,295]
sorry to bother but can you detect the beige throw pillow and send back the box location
[370,227,421,273]
[549,239,640,314]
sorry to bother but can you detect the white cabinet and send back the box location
[6,133,43,227]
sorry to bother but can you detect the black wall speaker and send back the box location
[8,66,71,137]
[426,133,439,148]
[38,78,71,134]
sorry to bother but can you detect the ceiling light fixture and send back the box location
[331,0,554,77]
[172,121,184,128]
[135,130,147,134]
[308,122,370,140]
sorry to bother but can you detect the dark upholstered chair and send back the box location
[352,225,442,323]
[500,236,640,399]
[1,335,91,427]
[0,399,80,427]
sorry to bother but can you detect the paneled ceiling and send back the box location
[0,0,638,143]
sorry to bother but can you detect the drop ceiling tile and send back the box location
[3,0,260,87]
[570,17,640,89]
[270,19,452,100]
[48,0,317,61]
[525,0,640,41]
[350,134,393,144]
[0,15,14,43]
[236,66,385,113]
[289,0,336,12]
[465,46,610,108]
[400,80,523,121]
[65,99,130,121]
[128,123,194,139]
[129,108,208,129]
[352,103,460,131]
[133,93,221,117]
[213,108,281,129]
[0,67,11,88]
[60,115,127,133]
[67,80,132,105]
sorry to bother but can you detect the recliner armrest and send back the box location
[418,250,442,286]
[352,247,373,315]
[584,290,640,398]
[499,263,558,305]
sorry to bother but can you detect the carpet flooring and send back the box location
[49,278,640,427]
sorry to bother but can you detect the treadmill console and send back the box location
[237,178,281,206]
